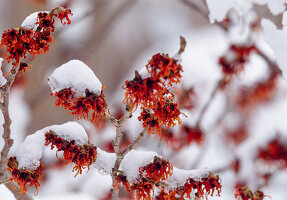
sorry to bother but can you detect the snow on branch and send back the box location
[114,150,222,199]
[48,59,102,97]
[206,0,286,23]
[48,59,107,123]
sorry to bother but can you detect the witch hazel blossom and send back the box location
[48,59,107,123]
[3,32,223,200]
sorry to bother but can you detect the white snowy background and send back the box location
[1,0,287,199]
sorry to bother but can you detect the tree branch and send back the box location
[179,0,282,74]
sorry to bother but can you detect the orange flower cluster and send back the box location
[138,110,162,134]
[138,97,183,134]
[53,88,107,123]
[7,157,44,194]
[45,131,97,176]
[113,157,173,200]
[236,72,278,110]
[179,173,222,199]
[219,45,257,76]
[234,186,266,200]
[123,72,166,109]
[162,126,205,150]
[139,156,173,183]
[0,7,72,71]
[225,125,249,146]
[131,178,154,200]
[146,53,183,86]
[113,174,131,192]
[154,172,221,200]
[256,138,287,168]
[123,52,184,134]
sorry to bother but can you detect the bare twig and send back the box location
[5,182,33,200]
[0,69,18,173]
[0,66,32,200]
[122,128,147,157]
[0,178,9,185]
[195,80,220,127]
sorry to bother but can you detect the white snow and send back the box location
[120,150,160,183]
[206,0,237,23]
[94,148,116,174]
[15,130,45,170]
[164,167,209,187]
[0,58,7,86]
[14,121,88,170]
[48,59,102,97]
[21,11,48,29]
[47,121,88,145]
[206,0,287,23]
[261,12,287,78]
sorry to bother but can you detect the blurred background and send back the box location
[0,0,287,199]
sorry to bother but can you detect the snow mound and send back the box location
[48,59,102,97]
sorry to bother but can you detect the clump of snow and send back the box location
[0,58,7,87]
[165,167,209,187]
[94,148,116,174]
[21,11,48,29]
[120,150,160,183]
[206,0,237,23]
[207,0,286,23]
[48,59,102,97]
[47,121,88,145]
[15,130,45,170]
[13,121,88,170]
[261,12,287,78]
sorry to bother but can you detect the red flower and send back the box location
[234,186,267,200]
[130,178,154,200]
[138,109,162,134]
[56,9,72,25]
[219,45,257,76]
[52,88,107,124]
[7,157,44,194]
[0,7,72,72]
[139,156,173,183]
[237,72,278,110]
[256,137,287,168]
[180,172,222,199]
[36,12,55,32]
[113,174,131,192]
[45,131,97,176]
[146,53,183,86]
[180,125,205,145]
[153,97,182,128]
[123,71,167,110]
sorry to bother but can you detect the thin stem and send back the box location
[122,128,147,157]
[195,81,220,127]
[0,66,32,200]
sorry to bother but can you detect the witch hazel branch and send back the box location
[0,8,223,198]
[6,37,222,199]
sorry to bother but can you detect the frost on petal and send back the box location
[47,121,88,145]
[0,58,7,87]
[94,148,116,174]
[120,150,160,183]
[261,14,287,78]
[48,59,102,97]
[21,11,48,29]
